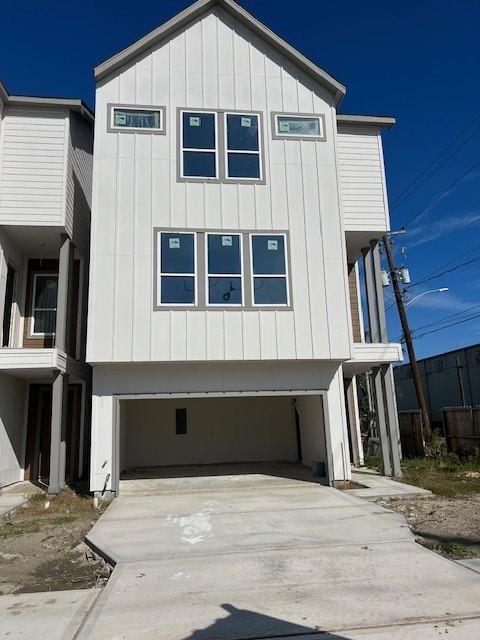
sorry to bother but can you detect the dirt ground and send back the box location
[0,489,111,595]
[378,493,480,559]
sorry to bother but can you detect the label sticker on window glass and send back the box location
[222,235,233,247]
[189,116,201,127]
[241,117,252,127]
[115,113,127,126]
[279,121,290,133]
[268,239,278,251]
[169,237,181,249]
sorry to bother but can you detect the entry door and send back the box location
[24,385,52,485]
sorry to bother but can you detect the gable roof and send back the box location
[94,0,346,105]
[0,79,94,123]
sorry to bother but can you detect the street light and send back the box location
[405,287,449,307]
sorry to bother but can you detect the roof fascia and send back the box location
[337,114,396,129]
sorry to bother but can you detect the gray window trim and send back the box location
[153,228,292,311]
[271,112,327,141]
[107,103,166,135]
[177,108,266,185]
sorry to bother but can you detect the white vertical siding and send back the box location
[336,124,390,232]
[0,107,68,225]
[87,7,351,364]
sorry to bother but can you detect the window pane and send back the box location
[114,109,161,129]
[207,235,241,274]
[33,310,56,334]
[34,276,58,309]
[227,153,260,179]
[161,233,194,273]
[183,151,216,178]
[183,112,215,149]
[277,116,320,136]
[226,114,259,151]
[161,276,195,304]
[252,235,286,274]
[253,277,287,305]
[208,277,242,304]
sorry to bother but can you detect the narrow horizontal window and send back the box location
[31,274,58,336]
[251,235,289,306]
[111,106,164,132]
[225,113,261,180]
[181,111,217,179]
[206,233,243,305]
[158,232,196,306]
[273,114,325,139]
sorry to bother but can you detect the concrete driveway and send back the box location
[80,464,480,639]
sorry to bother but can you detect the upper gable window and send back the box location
[225,113,261,180]
[109,105,165,133]
[181,111,218,179]
[272,113,325,140]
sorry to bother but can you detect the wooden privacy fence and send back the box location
[398,410,425,458]
[442,407,480,456]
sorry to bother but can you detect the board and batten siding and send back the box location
[87,7,352,364]
[337,124,390,233]
[0,107,69,226]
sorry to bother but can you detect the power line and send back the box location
[401,158,480,229]
[404,240,480,289]
[393,303,480,341]
[391,116,480,211]
[413,312,480,340]
[406,254,480,289]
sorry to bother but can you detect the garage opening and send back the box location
[118,394,328,489]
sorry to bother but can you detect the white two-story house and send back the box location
[0,80,93,494]
[87,0,402,497]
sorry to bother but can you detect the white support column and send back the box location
[324,367,352,484]
[383,364,402,476]
[55,235,74,353]
[48,371,69,494]
[91,392,116,495]
[345,376,364,467]
[372,366,393,477]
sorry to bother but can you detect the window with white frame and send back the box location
[181,111,218,178]
[250,234,289,306]
[225,113,261,180]
[273,113,325,139]
[31,274,58,335]
[206,233,243,305]
[158,233,196,305]
[111,106,164,132]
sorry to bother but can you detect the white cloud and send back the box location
[408,210,480,248]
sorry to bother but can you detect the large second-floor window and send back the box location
[251,234,289,306]
[158,232,196,305]
[31,274,58,336]
[155,230,290,308]
[207,233,243,305]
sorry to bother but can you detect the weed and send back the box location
[423,542,471,559]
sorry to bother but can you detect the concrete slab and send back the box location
[0,494,27,517]
[119,462,320,495]
[457,558,480,574]
[87,484,412,563]
[78,543,480,640]
[0,588,99,640]
[348,468,432,500]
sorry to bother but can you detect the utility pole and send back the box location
[383,233,432,441]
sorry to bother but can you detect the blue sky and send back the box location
[1,0,479,359]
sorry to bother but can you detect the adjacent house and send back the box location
[0,81,93,493]
[86,0,403,497]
